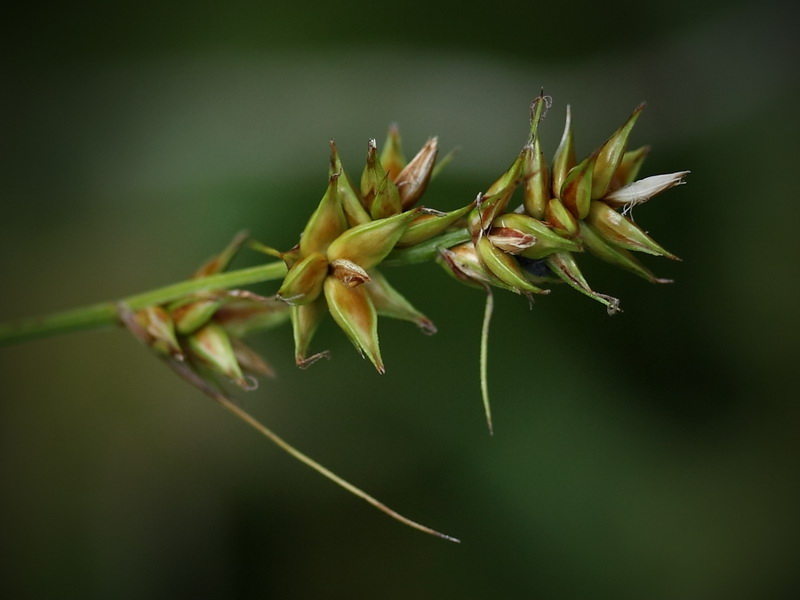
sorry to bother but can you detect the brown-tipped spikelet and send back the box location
[123,99,686,386]
[274,130,458,372]
[362,139,403,220]
[85,94,694,545]
[128,305,184,359]
[441,93,687,312]
[122,233,290,394]
[395,137,438,209]
[23,95,688,541]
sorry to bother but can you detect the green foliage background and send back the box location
[2,1,799,598]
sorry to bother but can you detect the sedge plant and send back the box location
[0,94,688,542]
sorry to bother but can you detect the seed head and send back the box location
[122,233,288,393]
[445,95,687,310]
[276,133,446,372]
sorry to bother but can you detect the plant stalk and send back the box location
[382,228,471,266]
[215,389,460,543]
[0,227,472,347]
[0,261,288,346]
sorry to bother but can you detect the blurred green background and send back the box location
[2,1,799,598]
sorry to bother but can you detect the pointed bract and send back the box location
[610,145,650,191]
[551,105,576,196]
[380,124,406,181]
[366,270,436,334]
[579,222,672,283]
[492,212,582,259]
[545,197,579,237]
[324,277,384,373]
[277,251,329,305]
[527,93,550,143]
[231,338,276,378]
[591,104,644,200]
[545,252,621,314]
[396,203,473,247]
[370,173,403,221]
[438,242,511,290]
[131,305,184,359]
[586,201,678,259]
[362,139,402,219]
[560,155,595,220]
[326,210,419,270]
[291,299,330,368]
[520,93,550,219]
[473,150,525,233]
[475,236,548,295]
[193,231,249,278]
[523,137,549,220]
[300,173,348,256]
[330,140,372,227]
[186,322,247,387]
[394,137,438,210]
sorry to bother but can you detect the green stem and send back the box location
[0,227,473,347]
[0,261,288,346]
[383,228,471,266]
[480,287,495,435]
